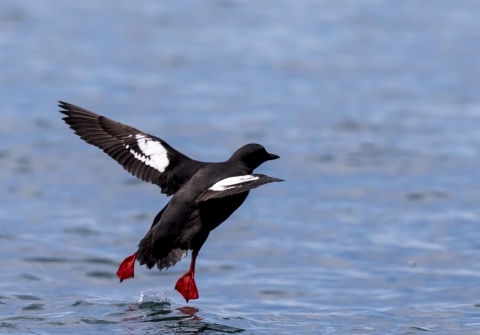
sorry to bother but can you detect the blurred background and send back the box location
[2,0,480,334]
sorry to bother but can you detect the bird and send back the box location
[59,101,283,302]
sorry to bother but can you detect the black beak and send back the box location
[268,153,280,160]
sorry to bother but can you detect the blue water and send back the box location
[2,0,480,333]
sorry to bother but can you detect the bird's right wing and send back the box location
[59,101,206,195]
[196,174,284,202]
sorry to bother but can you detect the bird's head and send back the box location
[228,143,279,170]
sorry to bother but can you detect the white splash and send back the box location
[209,175,259,191]
[138,288,171,304]
[127,134,169,172]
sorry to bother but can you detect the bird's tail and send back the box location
[137,229,187,271]
[136,206,188,271]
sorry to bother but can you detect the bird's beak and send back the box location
[268,153,280,160]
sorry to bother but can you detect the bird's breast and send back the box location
[199,191,249,232]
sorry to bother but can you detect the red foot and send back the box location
[175,251,199,302]
[175,269,199,302]
[117,252,137,282]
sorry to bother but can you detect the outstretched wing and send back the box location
[197,174,284,202]
[59,101,206,195]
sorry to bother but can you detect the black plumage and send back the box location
[59,101,283,301]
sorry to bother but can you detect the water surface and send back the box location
[2,0,480,333]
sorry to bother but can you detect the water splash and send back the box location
[138,289,171,305]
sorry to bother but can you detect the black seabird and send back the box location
[59,101,283,302]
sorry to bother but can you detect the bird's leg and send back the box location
[175,251,199,303]
[116,252,137,282]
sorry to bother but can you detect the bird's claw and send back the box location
[117,252,137,282]
[175,269,199,302]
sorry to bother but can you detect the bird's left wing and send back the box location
[59,101,205,195]
[196,174,283,202]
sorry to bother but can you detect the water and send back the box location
[2,0,480,333]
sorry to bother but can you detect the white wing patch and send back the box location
[125,134,169,173]
[209,175,260,191]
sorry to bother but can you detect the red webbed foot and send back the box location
[175,269,199,302]
[175,251,199,302]
[117,252,137,282]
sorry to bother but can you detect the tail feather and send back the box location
[136,206,188,271]
[137,228,157,269]
[137,229,187,270]
[157,248,188,270]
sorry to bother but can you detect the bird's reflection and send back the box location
[177,306,202,321]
